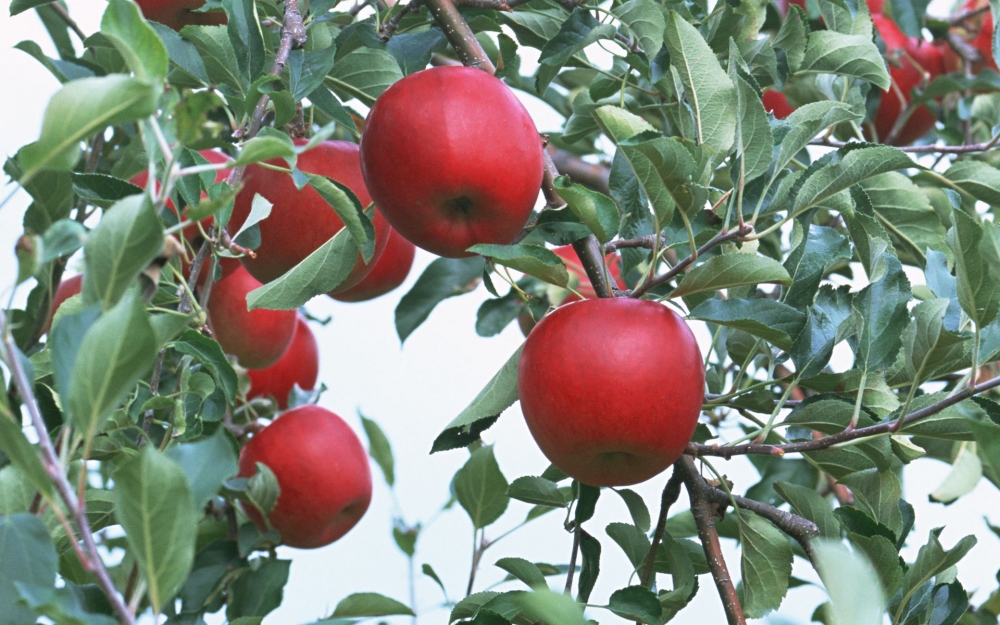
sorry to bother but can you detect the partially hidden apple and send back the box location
[360,66,544,258]
[332,228,416,303]
[44,274,83,334]
[206,264,296,369]
[518,298,704,486]
[247,316,319,410]
[237,405,372,549]
[762,90,795,119]
[228,139,391,294]
[135,0,226,30]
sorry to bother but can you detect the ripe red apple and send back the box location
[518,298,704,486]
[135,0,227,30]
[228,140,391,294]
[869,14,947,145]
[206,264,296,369]
[331,228,416,303]
[44,274,83,334]
[762,90,795,119]
[237,405,372,549]
[247,317,319,410]
[360,66,544,258]
[131,149,231,244]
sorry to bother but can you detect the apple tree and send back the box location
[2,0,1000,623]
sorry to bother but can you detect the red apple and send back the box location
[135,0,227,30]
[237,405,372,549]
[360,66,544,258]
[131,149,231,244]
[331,228,416,303]
[44,274,83,334]
[247,317,320,410]
[869,14,947,145]
[228,139,391,294]
[517,298,704,486]
[762,90,795,119]
[206,264,297,369]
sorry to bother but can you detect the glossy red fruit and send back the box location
[206,265,296,369]
[360,66,544,258]
[870,14,947,145]
[228,140,391,293]
[135,0,227,30]
[44,274,83,334]
[332,228,416,303]
[247,317,320,410]
[762,90,795,119]
[518,298,704,486]
[237,406,372,549]
[131,150,231,244]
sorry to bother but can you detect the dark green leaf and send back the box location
[396,257,485,343]
[453,445,509,528]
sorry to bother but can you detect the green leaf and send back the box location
[607,585,661,624]
[227,558,291,620]
[791,145,914,216]
[606,522,650,572]
[813,541,886,625]
[0,415,53,500]
[849,255,912,373]
[944,160,1000,207]
[552,176,619,243]
[331,592,415,618]
[897,532,977,621]
[538,8,616,67]
[791,285,856,378]
[305,173,374,262]
[838,469,903,537]
[612,0,663,58]
[773,102,861,179]
[360,413,395,487]
[453,445,509,529]
[432,345,521,453]
[69,291,158,443]
[385,29,447,75]
[327,48,403,106]
[236,135,296,167]
[739,511,793,618]
[18,76,158,181]
[10,0,54,15]
[224,0,265,90]
[800,30,891,90]
[469,244,569,287]
[182,25,245,94]
[859,172,948,263]
[773,481,840,539]
[246,229,358,310]
[165,429,238,509]
[663,11,737,154]
[396,257,485,343]
[577,529,601,603]
[114,447,199,613]
[0,513,57,624]
[730,46,773,184]
[72,173,142,209]
[512,589,588,625]
[783,223,852,310]
[948,210,1000,328]
[101,0,169,83]
[613,488,650,533]
[171,329,240,404]
[495,557,547,590]
[929,442,982,504]
[688,297,805,350]
[673,253,791,298]
[81,194,164,310]
[507,476,566,507]
[901,299,967,387]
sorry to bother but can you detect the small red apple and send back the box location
[228,140,391,294]
[762,90,795,119]
[44,274,83,334]
[360,66,544,258]
[518,298,704,486]
[206,264,297,369]
[135,0,227,31]
[331,228,416,303]
[237,405,372,549]
[247,316,319,410]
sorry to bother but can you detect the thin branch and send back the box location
[547,146,610,195]
[0,311,136,625]
[676,457,746,625]
[424,0,495,71]
[379,0,422,40]
[563,523,582,594]
[811,136,1000,154]
[243,0,307,140]
[639,467,684,588]
[630,224,753,298]
[689,374,1000,459]
[48,2,87,42]
[948,3,990,25]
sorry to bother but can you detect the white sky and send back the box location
[0,2,998,624]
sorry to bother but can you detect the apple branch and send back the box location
[676,457,746,625]
[424,0,496,71]
[547,146,610,194]
[245,0,307,140]
[811,135,1000,154]
[629,224,753,298]
[0,311,137,625]
[688,373,1000,459]
[638,467,684,588]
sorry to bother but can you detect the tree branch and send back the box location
[630,224,753,298]
[0,312,136,625]
[676,457,746,625]
[379,0,422,41]
[811,136,1000,154]
[639,466,684,588]
[563,522,581,594]
[424,0,495,71]
[243,0,307,140]
[546,146,610,195]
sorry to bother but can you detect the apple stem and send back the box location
[630,224,753,298]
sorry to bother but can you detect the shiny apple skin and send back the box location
[331,228,416,303]
[247,317,320,410]
[237,405,372,549]
[135,0,227,31]
[206,264,297,369]
[228,140,391,293]
[359,66,544,258]
[518,298,705,487]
